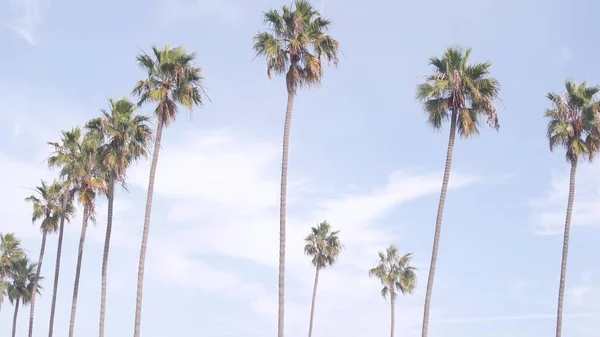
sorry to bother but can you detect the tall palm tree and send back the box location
[303,221,342,337]
[45,182,75,336]
[415,46,500,337]
[544,80,600,337]
[7,257,42,337]
[131,44,207,337]
[86,98,152,337]
[24,180,63,337]
[0,233,24,313]
[369,245,417,337]
[253,3,340,335]
[48,127,105,337]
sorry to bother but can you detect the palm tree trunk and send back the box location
[28,230,48,337]
[555,159,577,337]
[134,118,164,337]
[48,196,68,337]
[12,299,20,337]
[421,109,457,337]
[99,175,116,337]
[68,207,90,337]
[307,267,320,337]
[390,291,396,337]
[278,91,296,337]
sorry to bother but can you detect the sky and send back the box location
[1,0,600,336]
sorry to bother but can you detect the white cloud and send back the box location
[125,128,481,336]
[4,0,45,45]
[529,165,600,235]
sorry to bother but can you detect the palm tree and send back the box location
[0,233,24,314]
[0,233,24,280]
[44,181,75,337]
[7,257,42,337]
[86,98,152,337]
[24,180,63,337]
[415,46,500,337]
[303,221,342,337]
[369,245,417,337]
[544,80,600,337]
[131,44,207,337]
[253,3,340,335]
[48,127,105,337]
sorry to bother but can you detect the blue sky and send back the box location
[1,0,600,336]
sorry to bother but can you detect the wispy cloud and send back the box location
[4,0,44,45]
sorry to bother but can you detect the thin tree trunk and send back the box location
[28,230,48,337]
[48,196,68,337]
[68,207,90,337]
[12,299,20,337]
[278,91,295,337]
[390,291,396,337]
[421,110,457,337]
[134,118,164,337]
[307,267,320,337]
[99,175,116,337]
[555,159,577,337]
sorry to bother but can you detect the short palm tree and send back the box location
[415,46,500,337]
[7,257,42,337]
[24,180,63,337]
[253,2,340,335]
[86,98,152,337]
[48,127,105,337]
[131,44,207,337]
[544,80,600,337]
[303,221,342,337]
[369,245,417,337]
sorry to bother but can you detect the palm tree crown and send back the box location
[0,234,24,280]
[25,180,64,234]
[369,245,417,299]
[304,221,343,269]
[545,80,600,163]
[416,46,500,136]
[253,0,340,94]
[6,257,42,305]
[132,45,208,127]
[86,98,152,184]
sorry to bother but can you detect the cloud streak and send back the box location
[4,0,44,45]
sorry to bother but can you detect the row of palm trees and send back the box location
[253,2,599,337]
[0,233,42,337]
[2,1,597,337]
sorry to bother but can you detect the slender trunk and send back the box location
[48,196,68,337]
[133,118,164,337]
[390,291,396,337]
[28,230,48,337]
[307,268,320,337]
[99,175,116,337]
[12,298,20,337]
[278,91,296,337]
[68,207,90,337]
[421,110,457,337]
[555,159,577,337]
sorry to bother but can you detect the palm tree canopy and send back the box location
[132,45,208,127]
[6,257,42,305]
[253,0,340,94]
[25,180,65,234]
[85,98,153,188]
[545,80,600,163]
[303,221,343,269]
[369,245,417,299]
[48,128,106,222]
[416,46,501,137]
[0,233,24,280]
